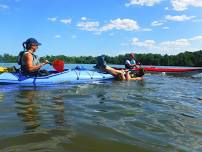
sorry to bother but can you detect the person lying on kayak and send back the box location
[95,56,144,80]
[125,52,139,69]
[18,38,49,76]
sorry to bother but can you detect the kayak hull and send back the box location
[0,69,114,86]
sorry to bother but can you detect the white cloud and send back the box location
[48,18,71,24]
[120,42,129,46]
[131,37,139,44]
[100,18,140,32]
[160,39,190,48]
[54,35,61,39]
[162,26,170,30]
[109,33,114,36]
[131,38,156,48]
[192,19,202,23]
[77,21,100,31]
[171,0,202,11]
[0,4,9,10]
[77,18,140,33]
[48,17,57,22]
[60,19,72,24]
[189,36,202,41]
[151,20,164,26]
[165,15,195,22]
[130,35,202,54]
[81,17,87,21]
[141,28,153,32]
[125,0,162,7]
[164,7,169,10]
[72,35,77,39]
[144,40,156,48]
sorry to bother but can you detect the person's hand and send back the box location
[44,60,49,64]
[136,77,143,80]
[40,60,49,68]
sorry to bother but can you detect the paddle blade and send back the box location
[52,60,64,72]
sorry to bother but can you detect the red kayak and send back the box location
[137,66,202,76]
[114,66,202,76]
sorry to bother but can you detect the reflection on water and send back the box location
[0,92,4,101]
[15,89,68,132]
[0,75,202,152]
[15,90,40,131]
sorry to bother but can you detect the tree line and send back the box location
[0,50,201,67]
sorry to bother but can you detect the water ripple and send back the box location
[0,75,202,152]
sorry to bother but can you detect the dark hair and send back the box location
[22,41,31,50]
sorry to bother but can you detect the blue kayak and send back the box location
[0,69,114,86]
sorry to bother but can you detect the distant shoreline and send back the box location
[0,50,202,67]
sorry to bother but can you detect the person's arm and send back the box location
[125,71,143,80]
[131,59,140,68]
[24,53,48,72]
[130,63,138,68]
[129,77,143,80]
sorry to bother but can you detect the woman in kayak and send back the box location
[95,56,144,80]
[18,38,49,76]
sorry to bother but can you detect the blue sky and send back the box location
[0,0,202,57]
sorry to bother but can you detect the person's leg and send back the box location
[96,56,106,68]
[119,71,126,80]
[95,56,127,80]
[105,66,124,75]
[105,67,128,80]
[125,71,131,80]
[126,71,143,80]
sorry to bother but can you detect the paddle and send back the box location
[50,59,65,72]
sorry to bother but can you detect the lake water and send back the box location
[0,63,202,152]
